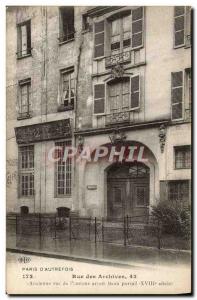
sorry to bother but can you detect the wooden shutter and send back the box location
[94,21,105,58]
[132,7,144,49]
[94,84,105,114]
[171,71,183,120]
[174,6,185,47]
[131,75,140,109]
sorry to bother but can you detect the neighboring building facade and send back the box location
[6,6,191,219]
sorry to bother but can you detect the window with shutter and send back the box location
[174,6,185,47]
[131,75,140,109]
[171,71,183,120]
[94,84,105,114]
[94,21,105,58]
[132,7,144,49]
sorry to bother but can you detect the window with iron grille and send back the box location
[59,68,75,111]
[168,180,189,203]
[19,145,34,197]
[55,140,72,196]
[175,146,191,169]
[18,78,31,119]
[17,20,31,58]
[59,7,75,43]
[174,6,191,48]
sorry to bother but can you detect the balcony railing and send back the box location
[106,111,130,125]
[105,51,131,68]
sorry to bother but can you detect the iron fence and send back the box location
[6,213,190,250]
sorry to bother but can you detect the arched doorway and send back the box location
[107,162,150,219]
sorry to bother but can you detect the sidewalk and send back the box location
[7,234,191,269]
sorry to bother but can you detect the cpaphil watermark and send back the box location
[47,144,148,164]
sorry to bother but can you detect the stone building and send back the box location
[6,6,191,219]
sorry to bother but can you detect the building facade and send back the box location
[6,6,191,219]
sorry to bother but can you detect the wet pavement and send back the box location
[7,232,191,268]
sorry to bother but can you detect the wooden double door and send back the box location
[107,163,150,219]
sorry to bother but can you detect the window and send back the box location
[171,71,183,120]
[175,146,191,169]
[19,146,34,197]
[168,180,189,203]
[55,141,72,196]
[94,75,140,115]
[174,6,191,48]
[18,78,31,119]
[59,7,75,43]
[108,78,130,112]
[17,20,31,58]
[59,67,75,111]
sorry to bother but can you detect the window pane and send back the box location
[172,103,182,119]
[175,30,184,46]
[131,92,139,108]
[95,32,104,45]
[94,44,104,57]
[94,84,105,99]
[174,6,185,17]
[94,99,104,114]
[123,15,131,32]
[131,76,139,92]
[175,16,185,31]
[132,32,143,48]
[95,21,104,33]
[172,72,183,87]
[172,87,182,104]
[132,19,143,34]
[111,19,120,36]
[111,42,120,51]
[132,7,143,21]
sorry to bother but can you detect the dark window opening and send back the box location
[57,207,70,217]
[59,7,75,43]
[20,206,29,215]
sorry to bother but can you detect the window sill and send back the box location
[57,105,74,112]
[16,53,32,60]
[17,114,32,120]
[55,195,72,198]
[174,167,191,170]
[58,38,75,46]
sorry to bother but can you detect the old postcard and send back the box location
[6,5,192,295]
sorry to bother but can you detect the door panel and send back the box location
[107,181,126,219]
